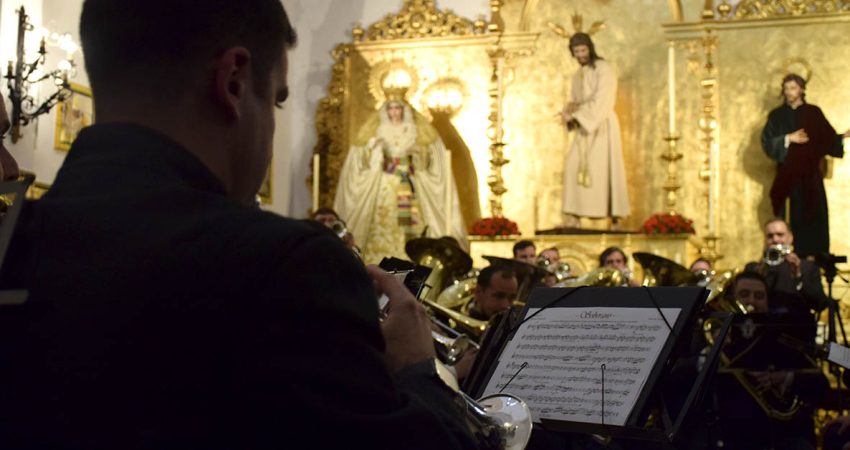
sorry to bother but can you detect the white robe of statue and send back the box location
[562,59,630,218]
[334,100,466,264]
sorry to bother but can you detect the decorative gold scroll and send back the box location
[733,0,850,19]
[362,0,476,41]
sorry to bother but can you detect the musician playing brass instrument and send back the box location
[711,272,828,450]
[599,246,639,287]
[0,2,478,448]
[745,218,828,314]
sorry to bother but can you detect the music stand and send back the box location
[468,286,731,445]
[0,175,32,306]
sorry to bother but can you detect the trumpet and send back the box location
[330,220,348,239]
[430,317,480,365]
[432,359,533,450]
[537,255,571,283]
[764,244,792,266]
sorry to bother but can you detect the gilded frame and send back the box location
[54,82,94,152]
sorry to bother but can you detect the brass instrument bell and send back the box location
[764,244,792,267]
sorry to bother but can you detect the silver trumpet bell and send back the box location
[764,244,792,266]
[460,391,533,450]
[431,331,478,365]
[330,220,348,239]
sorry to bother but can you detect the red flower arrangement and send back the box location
[470,217,520,237]
[641,213,695,235]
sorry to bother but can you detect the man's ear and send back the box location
[214,47,252,121]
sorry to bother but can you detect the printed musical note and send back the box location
[483,307,681,426]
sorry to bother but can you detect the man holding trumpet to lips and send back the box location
[0,1,475,448]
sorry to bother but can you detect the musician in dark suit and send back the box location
[0,1,474,449]
[711,271,827,450]
[746,218,828,314]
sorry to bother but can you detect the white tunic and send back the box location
[562,60,630,218]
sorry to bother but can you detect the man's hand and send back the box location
[842,129,850,139]
[788,128,809,144]
[786,252,802,278]
[366,266,436,374]
[750,370,792,393]
[453,349,478,382]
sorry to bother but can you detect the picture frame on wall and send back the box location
[54,83,94,151]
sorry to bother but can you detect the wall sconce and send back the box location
[3,7,79,143]
[424,78,466,117]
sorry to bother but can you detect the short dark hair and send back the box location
[764,217,788,230]
[512,240,535,257]
[730,271,767,299]
[599,247,627,268]
[311,207,339,220]
[80,0,297,100]
[477,265,515,290]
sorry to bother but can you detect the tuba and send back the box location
[633,252,699,287]
[556,267,623,288]
[406,237,473,303]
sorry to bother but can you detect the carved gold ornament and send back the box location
[548,12,606,40]
[363,0,477,41]
[734,0,850,18]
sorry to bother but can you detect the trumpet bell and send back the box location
[475,394,533,450]
[764,244,792,267]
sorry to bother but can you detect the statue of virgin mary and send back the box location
[334,91,466,264]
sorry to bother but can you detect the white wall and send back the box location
[1,0,86,184]
[2,0,489,212]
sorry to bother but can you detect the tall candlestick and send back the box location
[445,151,452,236]
[668,42,676,135]
[312,154,320,212]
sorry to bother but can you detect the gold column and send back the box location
[663,41,682,214]
[486,46,508,218]
[697,29,723,263]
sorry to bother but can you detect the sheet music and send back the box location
[482,307,681,426]
[828,342,850,370]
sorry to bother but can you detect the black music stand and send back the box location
[468,287,731,447]
[0,176,32,306]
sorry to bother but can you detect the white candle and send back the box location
[668,42,676,136]
[709,143,718,234]
[445,151,452,236]
[312,154,320,212]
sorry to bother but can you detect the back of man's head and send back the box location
[80,0,297,102]
[477,265,515,290]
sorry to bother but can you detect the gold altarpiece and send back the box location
[313,1,850,289]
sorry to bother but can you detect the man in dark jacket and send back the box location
[0,1,475,449]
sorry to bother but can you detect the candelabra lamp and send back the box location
[4,7,79,143]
